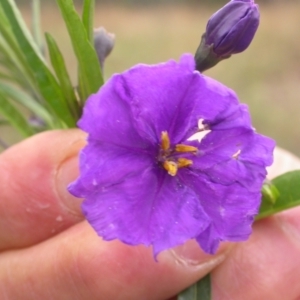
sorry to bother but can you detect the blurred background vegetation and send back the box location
[1,0,300,156]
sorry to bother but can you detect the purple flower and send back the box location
[206,0,260,57]
[68,54,274,256]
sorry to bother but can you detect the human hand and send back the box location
[0,130,229,300]
[0,130,300,300]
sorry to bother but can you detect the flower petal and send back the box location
[193,128,275,191]
[179,170,260,253]
[78,77,150,151]
[113,54,197,145]
[113,54,250,145]
[80,167,211,256]
[68,141,154,198]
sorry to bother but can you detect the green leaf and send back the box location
[257,170,300,220]
[0,82,54,127]
[45,32,80,119]
[0,0,76,128]
[0,12,37,91]
[56,0,103,102]
[0,92,35,137]
[82,0,95,43]
[178,274,211,300]
[31,0,43,52]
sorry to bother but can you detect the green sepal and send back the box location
[194,34,230,73]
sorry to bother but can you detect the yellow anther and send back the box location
[177,158,193,168]
[163,161,178,176]
[175,144,198,153]
[161,131,170,151]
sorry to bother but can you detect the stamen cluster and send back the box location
[159,131,196,176]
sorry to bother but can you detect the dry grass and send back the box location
[2,2,300,154]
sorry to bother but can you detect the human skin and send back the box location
[0,130,300,300]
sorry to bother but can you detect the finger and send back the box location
[0,221,231,300]
[0,129,86,250]
[212,206,300,299]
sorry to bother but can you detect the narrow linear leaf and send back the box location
[0,40,37,91]
[257,170,300,220]
[0,0,42,59]
[178,274,211,300]
[0,0,76,127]
[56,0,103,101]
[0,68,35,95]
[31,0,43,53]
[82,0,95,43]
[0,92,35,137]
[78,68,89,103]
[45,32,80,119]
[0,82,53,127]
[0,14,37,91]
[0,71,24,86]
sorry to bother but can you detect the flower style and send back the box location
[68,54,275,256]
[206,0,260,57]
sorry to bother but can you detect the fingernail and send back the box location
[161,240,232,272]
[55,155,84,217]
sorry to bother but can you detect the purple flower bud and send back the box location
[206,0,260,57]
[94,27,115,70]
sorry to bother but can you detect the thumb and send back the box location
[0,129,86,250]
